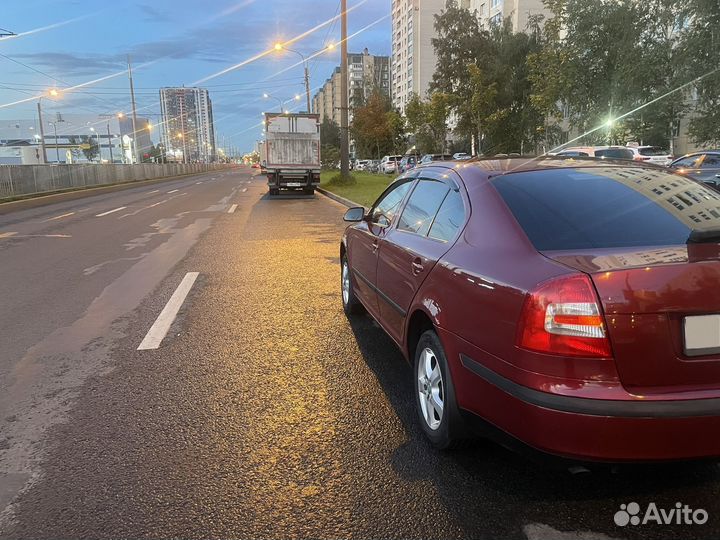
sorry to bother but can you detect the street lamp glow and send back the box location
[263,93,270,99]
[606,118,614,128]
[117,112,124,118]
[48,88,59,97]
[326,43,336,51]
[295,94,301,101]
[274,43,283,51]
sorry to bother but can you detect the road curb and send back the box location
[316,187,364,209]
[0,168,238,215]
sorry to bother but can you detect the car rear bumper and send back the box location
[450,346,720,462]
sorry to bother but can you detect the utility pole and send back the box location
[127,55,139,164]
[303,63,311,113]
[36,101,47,163]
[340,0,350,178]
[107,123,114,163]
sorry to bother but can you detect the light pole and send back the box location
[340,0,350,178]
[90,127,101,162]
[107,122,114,164]
[48,121,60,163]
[274,43,311,113]
[36,101,48,163]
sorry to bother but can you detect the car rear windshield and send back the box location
[594,148,634,159]
[492,167,720,250]
[639,146,669,156]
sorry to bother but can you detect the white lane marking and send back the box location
[95,206,127,217]
[137,272,200,351]
[167,189,179,194]
[242,188,248,193]
[196,182,203,185]
[0,232,18,239]
[147,199,168,208]
[148,189,160,194]
[43,211,75,222]
[228,204,238,214]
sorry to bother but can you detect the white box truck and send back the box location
[264,112,321,196]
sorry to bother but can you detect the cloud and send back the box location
[136,3,173,23]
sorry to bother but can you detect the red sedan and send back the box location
[340,157,720,462]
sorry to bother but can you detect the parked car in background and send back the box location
[340,157,720,461]
[420,154,453,165]
[626,144,673,166]
[368,160,381,173]
[453,152,471,161]
[355,159,371,171]
[380,155,402,174]
[555,146,634,160]
[670,151,720,187]
[399,155,419,174]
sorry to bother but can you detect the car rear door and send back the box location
[348,178,415,318]
[375,169,465,344]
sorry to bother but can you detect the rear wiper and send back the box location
[687,229,720,244]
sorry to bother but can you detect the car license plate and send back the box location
[684,315,720,356]
[285,182,303,187]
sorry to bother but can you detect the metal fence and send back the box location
[0,163,231,198]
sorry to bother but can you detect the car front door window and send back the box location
[371,181,413,227]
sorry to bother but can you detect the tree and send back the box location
[529,0,683,149]
[320,118,341,148]
[675,0,720,146]
[405,93,451,154]
[81,136,99,162]
[431,2,544,154]
[321,144,340,169]
[351,90,399,158]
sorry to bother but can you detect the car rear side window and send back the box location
[594,148,634,160]
[639,146,669,156]
[398,180,450,236]
[428,189,465,242]
[702,155,720,168]
[492,167,720,250]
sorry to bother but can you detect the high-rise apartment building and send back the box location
[391,0,444,113]
[311,49,390,125]
[460,0,546,30]
[159,87,216,162]
[391,1,548,113]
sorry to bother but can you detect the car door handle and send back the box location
[372,240,379,253]
[412,258,424,275]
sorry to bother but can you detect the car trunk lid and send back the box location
[545,242,720,393]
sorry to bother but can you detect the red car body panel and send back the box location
[343,158,720,462]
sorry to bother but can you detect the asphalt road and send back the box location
[2,166,720,540]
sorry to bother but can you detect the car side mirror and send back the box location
[343,207,365,222]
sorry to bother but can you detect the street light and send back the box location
[273,43,311,113]
[90,127,102,162]
[262,92,284,111]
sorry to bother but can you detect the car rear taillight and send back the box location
[518,274,613,358]
[633,156,651,161]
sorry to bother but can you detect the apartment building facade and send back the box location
[159,87,216,162]
[311,49,391,125]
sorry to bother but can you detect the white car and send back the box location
[626,145,674,166]
[380,155,402,174]
[453,152,471,161]
[354,159,370,171]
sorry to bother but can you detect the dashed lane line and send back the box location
[137,272,200,351]
[228,204,238,214]
[95,206,127,217]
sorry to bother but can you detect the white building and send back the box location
[391,0,445,113]
[460,0,547,29]
[0,113,153,164]
[159,87,216,162]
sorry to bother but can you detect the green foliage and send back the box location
[351,90,406,158]
[405,92,451,154]
[431,3,544,154]
[320,118,341,148]
[81,136,99,162]
[321,144,340,169]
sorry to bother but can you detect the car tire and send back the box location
[414,329,464,450]
[269,188,279,196]
[341,253,363,316]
